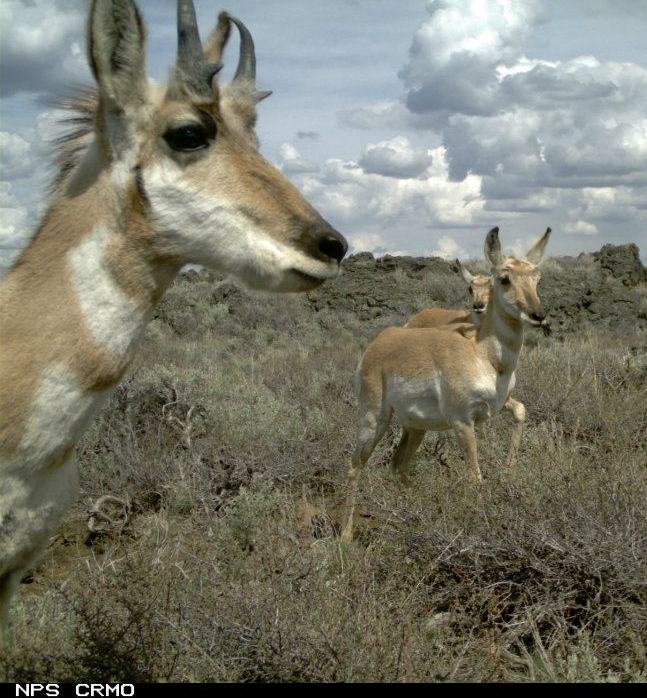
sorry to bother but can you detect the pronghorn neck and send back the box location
[0,146,178,459]
[12,142,178,356]
[476,293,524,375]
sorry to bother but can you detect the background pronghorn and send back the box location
[0,0,347,640]
[405,260,492,335]
[341,226,551,542]
[405,260,528,467]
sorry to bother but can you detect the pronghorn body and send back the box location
[404,262,526,454]
[0,0,347,638]
[341,227,551,542]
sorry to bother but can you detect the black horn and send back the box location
[225,13,272,101]
[176,0,221,96]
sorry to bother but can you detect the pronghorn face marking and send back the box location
[455,260,491,314]
[468,276,492,314]
[494,261,543,326]
[139,99,345,292]
[88,1,347,293]
[485,227,551,328]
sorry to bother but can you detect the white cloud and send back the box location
[564,220,599,236]
[400,0,538,117]
[0,131,34,179]
[279,142,320,175]
[429,235,467,260]
[0,182,30,275]
[348,232,386,253]
[285,142,486,257]
[338,100,428,131]
[300,145,482,230]
[0,0,87,97]
[359,136,434,179]
[357,0,647,247]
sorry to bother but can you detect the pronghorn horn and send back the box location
[225,13,272,101]
[176,0,222,96]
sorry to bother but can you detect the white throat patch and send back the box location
[68,225,147,358]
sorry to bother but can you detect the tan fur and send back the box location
[341,227,551,542]
[406,271,491,335]
[203,12,231,64]
[0,1,347,641]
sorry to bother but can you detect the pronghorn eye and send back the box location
[164,124,210,152]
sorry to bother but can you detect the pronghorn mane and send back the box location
[49,87,98,192]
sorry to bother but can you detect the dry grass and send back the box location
[2,269,646,682]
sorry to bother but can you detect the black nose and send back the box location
[318,232,348,264]
[473,302,485,310]
[530,311,545,323]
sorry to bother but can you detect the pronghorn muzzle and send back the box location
[295,216,348,265]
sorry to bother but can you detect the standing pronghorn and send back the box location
[405,260,492,333]
[0,0,347,639]
[405,262,528,466]
[341,226,551,542]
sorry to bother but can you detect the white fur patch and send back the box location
[0,367,91,587]
[0,365,110,594]
[143,162,339,290]
[68,225,147,358]
[386,374,449,430]
[1,364,107,579]
[14,364,108,473]
[492,308,521,345]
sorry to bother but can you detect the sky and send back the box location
[1,0,646,274]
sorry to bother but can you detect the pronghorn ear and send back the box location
[526,227,552,264]
[484,226,503,268]
[203,12,232,65]
[88,0,147,135]
[456,259,475,284]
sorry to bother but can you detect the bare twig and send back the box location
[87,494,131,534]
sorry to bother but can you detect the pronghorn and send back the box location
[341,226,551,542]
[405,261,528,467]
[0,0,347,639]
[405,260,492,334]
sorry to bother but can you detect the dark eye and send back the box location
[468,287,473,295]
[164,124,210,152]
[500,275,511,286]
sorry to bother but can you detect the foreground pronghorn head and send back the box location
[84,0,347,291]
[484,226,551,328]
[455,260,491,314]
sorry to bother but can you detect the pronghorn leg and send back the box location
[341,406,391,543]
[453,421,482,483]
[503,397,526,469]
[391,429,425,485]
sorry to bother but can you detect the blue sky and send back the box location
[1,0,646,272]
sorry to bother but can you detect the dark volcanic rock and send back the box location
[305,253,464,327]
[160,244,646,341]
[593,243,646,287]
